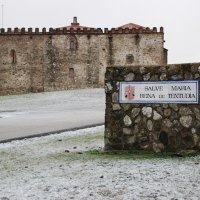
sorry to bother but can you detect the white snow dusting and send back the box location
[0,88,105,116]
[0,126,200,200]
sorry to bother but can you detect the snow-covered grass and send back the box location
[0,125,200,200]
[0,88,105,117]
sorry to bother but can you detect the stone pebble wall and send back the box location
[104,63,200,152]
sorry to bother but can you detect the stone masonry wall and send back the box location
[104,63,200,152]
[0,27,166,95]
[0,34,100,95]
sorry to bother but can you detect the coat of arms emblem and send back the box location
[125,85,135,100]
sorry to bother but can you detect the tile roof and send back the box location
[55,24,94,31]
[116,23,150,30]
[54,18,154,33]
[55,17,96,30]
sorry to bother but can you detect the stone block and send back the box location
[153,142,164,153]
[153,110,162,121]
[123,128,133,135]
[124,72,135,81]
[142,107,152,118]
[123,115,132,126]
[112,92,118,103]
[147,120,153,131]
[112,110,124,120]
[179,107,193,115]
[179,115,193,128]
[105,82,113,93]
[164,108,171,117]
[112,104,121,111]
[131,108,140,118]
[123,135,136,145]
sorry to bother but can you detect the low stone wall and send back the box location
[104,63,200,152]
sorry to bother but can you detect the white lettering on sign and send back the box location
[119,81,199,104]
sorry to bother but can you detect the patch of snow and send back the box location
[0,112,27,118]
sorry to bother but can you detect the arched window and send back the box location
[67,35,78,50]
[10,49,16,63]
[69,68,74,78]
[70,41,74,49]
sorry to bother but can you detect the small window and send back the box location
[69,68,74,78]
[10,49,16,63]
[126,54,134,64]
[70,41,74,49]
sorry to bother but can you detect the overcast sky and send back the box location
[0,0,199,64]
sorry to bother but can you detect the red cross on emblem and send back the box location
[125,85,135,100]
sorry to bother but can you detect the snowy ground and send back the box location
[0,88,105,114]
[0,125,200,200]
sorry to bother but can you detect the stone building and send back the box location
[0,17,167,95]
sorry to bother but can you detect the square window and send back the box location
[126,54,134,63]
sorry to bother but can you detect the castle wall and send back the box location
[43,34,100,92]
[98,27,166,87]
[0,27,167,95]
[104,63,200,153]
[0,35,44,95]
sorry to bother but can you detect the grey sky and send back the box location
[0,0,199,64]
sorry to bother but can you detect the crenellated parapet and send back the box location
[0,26,164,35]
[0,27,104,35]
[0,17,164,35]
[105,26,163,34]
